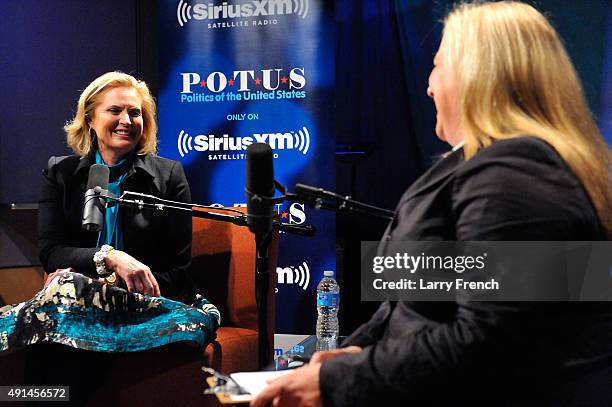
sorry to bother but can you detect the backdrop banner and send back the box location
[157,0,335,336]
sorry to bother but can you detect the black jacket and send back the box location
[38,152,196,302]
[320,137,612,406]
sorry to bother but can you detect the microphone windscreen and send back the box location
[246,143,274,197]
[87,164,110,190]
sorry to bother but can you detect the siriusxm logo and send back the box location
[177,127,310,158]
[276,261,310,290]
[177,0,309,27]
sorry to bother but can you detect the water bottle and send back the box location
[316,270,340,351]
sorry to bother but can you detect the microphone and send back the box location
[295,183,329,199]
[82,164,109,232]
[245,143,275,236]
[292,182,395,220]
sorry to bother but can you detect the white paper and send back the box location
[228,370,293,402]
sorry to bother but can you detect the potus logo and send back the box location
[177,0,309,27]
[276,261,310,291]
[180,68,306,94]
[177,127,310,158]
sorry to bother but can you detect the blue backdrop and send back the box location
[157,0,335,334]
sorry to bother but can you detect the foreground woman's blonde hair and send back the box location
[64,72,158,157]
[442,1,612,236]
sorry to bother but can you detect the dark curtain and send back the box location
[335,0,447,213]
[335,0,447,334]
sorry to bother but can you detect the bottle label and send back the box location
[317,293,340,307]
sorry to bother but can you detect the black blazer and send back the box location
[38,153,195,302]
[320,137,612,406]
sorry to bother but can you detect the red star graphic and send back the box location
[281,76,288,84]
[228,79,235,86]
[199,80,207,87]
[254,78,262,85]
[281,211,289,219]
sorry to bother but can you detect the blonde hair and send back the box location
[64,71,157,156]
[442,1,612,236]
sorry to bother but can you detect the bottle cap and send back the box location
[323,270,334,277]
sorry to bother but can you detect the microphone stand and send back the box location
[96,189,315,236]
[242,181,392,365]
[245,180,298,368]
[288,183,395,221]
[95,188,314,368]
[254,231,272,368]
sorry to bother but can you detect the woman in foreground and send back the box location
[252,2,612,406]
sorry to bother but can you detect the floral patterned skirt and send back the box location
[0,271,220,353]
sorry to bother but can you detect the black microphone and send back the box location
[293,182,395,220]
[245,143,275,236]
[295,183,329,199]
[82,164,109,232]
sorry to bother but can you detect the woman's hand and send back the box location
[250,362,322,407]
[105,250,160,297]
[250,346,363,407]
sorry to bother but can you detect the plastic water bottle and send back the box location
[316,270,340,351]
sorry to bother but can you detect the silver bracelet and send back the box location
[93,244,114,276]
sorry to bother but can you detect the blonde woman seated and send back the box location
[1,72,219,355]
